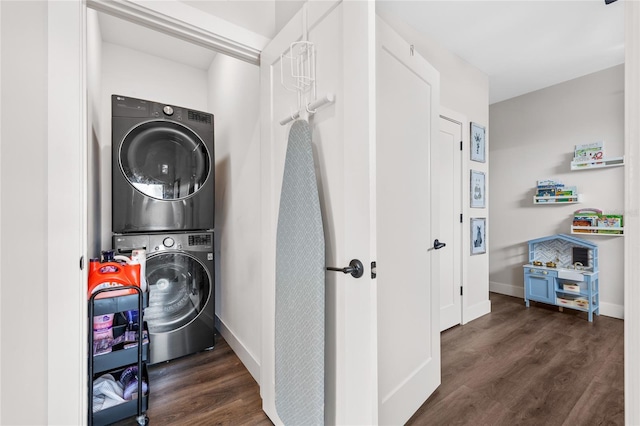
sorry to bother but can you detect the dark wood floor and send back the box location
[408,293,624,425]
[115,293,623,425]
[113,335,271,425]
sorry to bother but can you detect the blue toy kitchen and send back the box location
[523,234,599,321]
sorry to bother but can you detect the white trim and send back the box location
[600,302,624,320]
[344,3,378,423]
[0,1,3,420]
[489,281,524,299]
[462,300,491,325]
[215,316,261,384]
[86,0,264,65]
[625,2,640,424]
[439,106,467,330]
[48,1,87,424]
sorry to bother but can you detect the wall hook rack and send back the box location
[279,93,335,126]
[278,4,335,126]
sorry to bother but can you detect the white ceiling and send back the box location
[97,1,625,104]
[97,12,217,70]
[377,0,625,104]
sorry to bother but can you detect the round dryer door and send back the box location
[119,121,210,200]
[144,252,211,334]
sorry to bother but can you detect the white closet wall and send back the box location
[207,53,262,380]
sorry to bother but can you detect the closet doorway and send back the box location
[83,1,264,422]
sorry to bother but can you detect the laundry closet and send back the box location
[85,2,266,414]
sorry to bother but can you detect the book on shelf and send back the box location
[535,180,577,201]
[597,214,623,234]
[572,208,623,234]
[574,141,605,165]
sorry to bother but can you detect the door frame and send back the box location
[47,1,87,423]
[625,1,640,424]
[439,106,466,330]
[85,0,263,64]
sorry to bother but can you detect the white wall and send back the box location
[275,0,305,33]
[376,9,491,323]
[181,0,276,39]
[98,42,210,251]
[0,1,48,424]
[207,54,262,381]
[489,65,625,318]
[0,1,3,420]
[88,9,103,257]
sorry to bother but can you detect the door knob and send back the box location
[327,259,364,278]
[433,239,446,250]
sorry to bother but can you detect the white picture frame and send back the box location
[470,122,486,163]
[471,218,486,255]
[470,170,486,208]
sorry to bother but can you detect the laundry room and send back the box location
[85,1,266,399]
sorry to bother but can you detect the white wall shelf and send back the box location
[570,156,625,171]
[533,194,582,204]
[571,226,624,236]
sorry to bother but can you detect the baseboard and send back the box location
[600,302,624,320]
[490,282,624,320]
[490,281,524,298]
[463,299,492,324]
[215,316,261,384]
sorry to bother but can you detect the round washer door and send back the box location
[144,251,211,334]
[119,121,210,200]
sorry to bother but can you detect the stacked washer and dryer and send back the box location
[111,95,215,364]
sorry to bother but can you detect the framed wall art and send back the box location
[471,217,486,255]
[470,170,486,208]
[470,122,486,163]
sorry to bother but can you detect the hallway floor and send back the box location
[407,293,624,425]
[113,292,623,425]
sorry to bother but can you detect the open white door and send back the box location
[376,18,441,425]
[437,110,464,331]
[260,2,378,424]
[261,5,441,425]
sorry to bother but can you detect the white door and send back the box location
[260,2,378,424]
[261,4,441,425]
[437,111,464,331]
[376,18,442,425]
